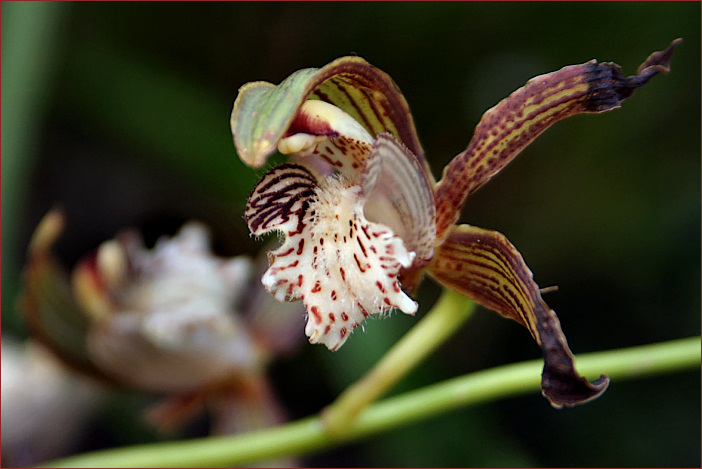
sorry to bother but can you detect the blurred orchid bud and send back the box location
[20,209,305,440]
[73,220,261,393]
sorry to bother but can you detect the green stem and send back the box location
[322,289,475,434]
[45,336,700,468]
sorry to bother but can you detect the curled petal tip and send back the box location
[636,38,681,76]
[596,38,680,106]
[542,373,610,409]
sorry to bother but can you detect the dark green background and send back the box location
[3,2,700,467]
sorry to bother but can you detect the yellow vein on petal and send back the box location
[434,40,679,242]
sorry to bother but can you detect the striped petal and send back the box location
[428,224,609,407]
[434,39,680,241]
[363,134,436,269]
[231,56,430,179]
[245,163,418,351]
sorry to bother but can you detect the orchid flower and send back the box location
[20,210,305,437]
[231,40,677,407]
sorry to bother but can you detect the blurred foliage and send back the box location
[2,2,699,467]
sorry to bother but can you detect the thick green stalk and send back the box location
[45,336,700,468]
[322,289,475,434]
